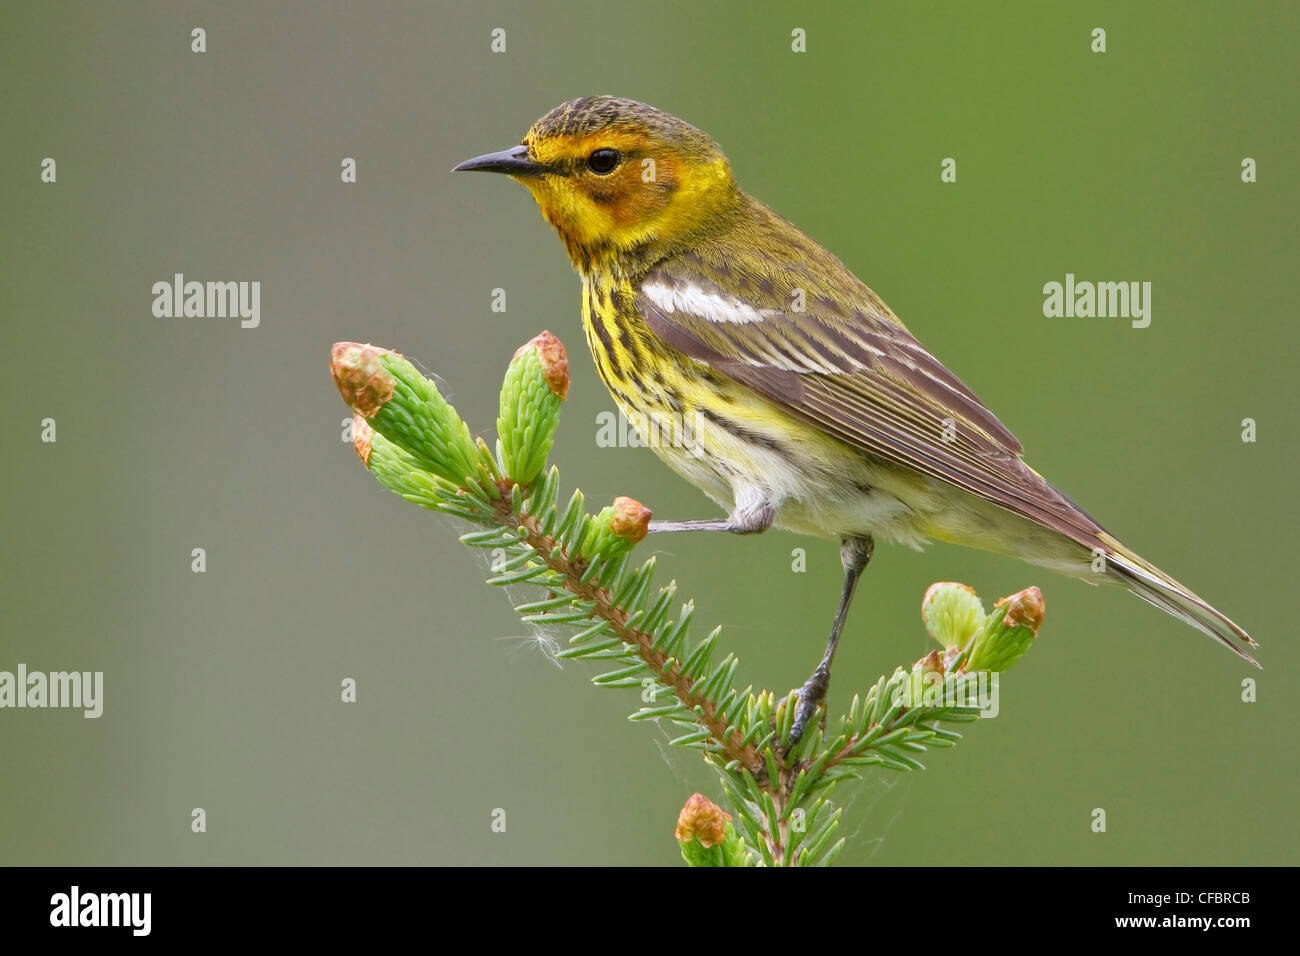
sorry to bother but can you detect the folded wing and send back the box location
[636,254,1108,550]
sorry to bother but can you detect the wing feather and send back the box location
[637,251,1108,550]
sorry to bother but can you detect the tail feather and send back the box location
[1100,539,1259,668]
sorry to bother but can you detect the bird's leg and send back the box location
[646,499,774,535]
[787,535,874,753]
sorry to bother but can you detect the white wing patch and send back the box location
[641,279,782,326]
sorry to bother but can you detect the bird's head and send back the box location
[454,96,739,273]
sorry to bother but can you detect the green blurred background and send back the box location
[3,1,1296,865]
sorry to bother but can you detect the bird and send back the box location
[453,95,1258,740]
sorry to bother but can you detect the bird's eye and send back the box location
[586,148,622,175]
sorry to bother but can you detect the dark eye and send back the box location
[586,148,621,175]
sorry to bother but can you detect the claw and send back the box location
[784,666,831,756]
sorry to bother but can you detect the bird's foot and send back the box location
[783,664,831,757]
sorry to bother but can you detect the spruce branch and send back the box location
[330,332,1048,866]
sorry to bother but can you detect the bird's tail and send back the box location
[1098,533,1259,668]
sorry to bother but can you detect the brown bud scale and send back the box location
[331,342,399,418]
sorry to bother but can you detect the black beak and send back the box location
[452,144,548,177]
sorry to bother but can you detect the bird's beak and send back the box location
[452,144,548,177]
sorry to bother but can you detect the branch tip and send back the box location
[331,342,398,418]
[351,414,374,467]
[675,793,731,848]
[513,329,570,400]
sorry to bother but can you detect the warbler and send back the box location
[454,96,1258,736]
